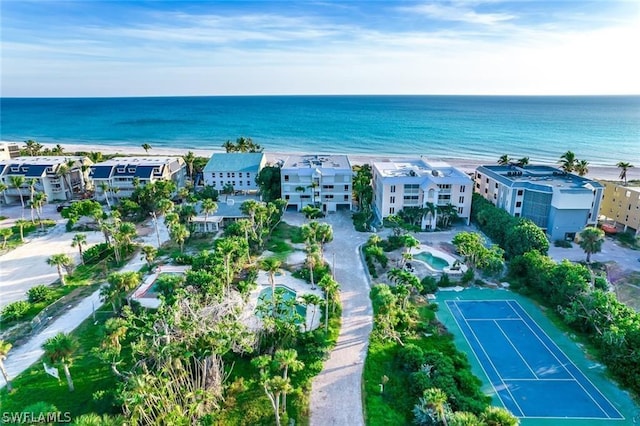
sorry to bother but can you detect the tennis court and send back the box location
[446,300,624,420]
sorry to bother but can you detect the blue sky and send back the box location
[1,1,638,96]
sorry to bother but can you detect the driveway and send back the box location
[280,211,373,426]
[548,237,640,272]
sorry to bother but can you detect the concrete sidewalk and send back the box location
[0,218,169,389]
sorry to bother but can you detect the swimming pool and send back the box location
[413,251,450,271]
[257,285,307,321]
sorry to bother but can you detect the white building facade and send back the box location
[202,153,266,192]
[281,154,353,212]
[0,156,91,204]
[89,157,186,202]
[474,165,603,241]
[372,159,472,229]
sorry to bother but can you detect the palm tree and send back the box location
[318,275,339,332]
[497,154,511,165]
[32,191,47,229]
[260,257,282,313]
[43,332,79,392]
[10,175,26,217]
[98,182,111,209]
[27,178,37,223]
[52,144,65,155]
[71,233,87,264]
[423,388,449,426]
[578,227,605,263]
[480,406,519,426]
[305,243,321,289]
[263,375,291,426]
[0,228,12,249]
[516,157,529,168]
[574,159,589,176]
[15,219,30,243]
[88,151,104,164]
[274,349,304,414]
[222,183,234,201]
[183,151,196,180]
[169,223,190,253]
[141,143,152,154]
[141,245,158,268]
[616,161,634,185]
[201,199,218,232]
[0,340,13,391]
[558,150,577,173]
[47,253,73,285]
[157,198,174,216]
[24,140,43,156]
[106,271,141,310]
[300,293,323,331]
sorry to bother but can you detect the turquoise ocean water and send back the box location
[1,95,638,166]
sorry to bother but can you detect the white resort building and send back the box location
[89,157,186,203]
[280,154,353,212]
[474,164,603,241]
[0,143,20,160]
[0,156,91,204]
[372,158,472,229]
[202,152,266,193]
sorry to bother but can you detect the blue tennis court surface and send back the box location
[447,300,624,420]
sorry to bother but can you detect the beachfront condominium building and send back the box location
[0,156,91,204]
[599,182,640,235]
[89,156,186,202]
[0,143,21,160]
[202,153,266,193]
[281,154,353,212]
[474,165,603,241]
[372,159,472,229]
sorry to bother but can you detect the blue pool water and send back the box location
[413,251,449,271]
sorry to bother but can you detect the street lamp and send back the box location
[150,211,161,248]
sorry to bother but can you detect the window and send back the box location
[457,207,464,214]
[247,173,250,179]
[477,173,482,179]
[227,172,231,178]
[438,184,451,190]
[517,189,523,196]
[460,186,465,193]
[238,172,242,178]
[247,181,251,186]
[231,172,235,178]
[515,213,520,217]
[484,188,488,194]
[495,183,498,189]
[285,195,290,200]
[493,193,497,199]
[390,185,396,193]
[390,196,395,203]
[389,207,395,214]
[284,175,289,182]
[476,183,480,189]
[486,178,489,184]
[344,185,349,191]
[458,196,464,203]
[516,201,522,208]
[344,195,349,201]
[219,172,223,177]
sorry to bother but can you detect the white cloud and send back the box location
[401,2,516,25]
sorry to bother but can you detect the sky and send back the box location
[1,0,639,97]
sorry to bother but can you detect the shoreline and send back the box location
[4,141,629,181]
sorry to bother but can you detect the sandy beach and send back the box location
[27,142,630,182]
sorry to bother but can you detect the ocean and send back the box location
[1,95,638,166]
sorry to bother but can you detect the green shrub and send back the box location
[397,344,426,371]
[27,285,54,303]
[554,239,573,248]
[381,235,405,252]
[438,274,453,288]
[1,300,31,321]
[460,269,475,285]
[420,276,438,294]
[82,243,113,265]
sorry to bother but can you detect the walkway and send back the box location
[285,211,373,426]
[0,218,170,389]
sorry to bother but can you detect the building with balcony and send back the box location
[474,165,603,241]
[281,154,353,212]
[202,153,266,193]
[89,157,186,203]
[599,182,640,235]
[0,156,91,204]
[0,143,21,160]
[372,159,472,229]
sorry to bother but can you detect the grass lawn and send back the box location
[0,220,57,252]
[0,309,122,419]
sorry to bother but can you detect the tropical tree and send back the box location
[578,227,605,263]
[260,257,282,313]
[24,140,43,156]
[318,274,340,332]
[183,151,196,180]
[516,157,530,168]
[88,151,104,164]
[497,154,511,165]
[52,144,65,155]
[274,348,304,414]
[201,198,218,231]
[9,175,26,217]
[42,332,79,392]
[32,191,47,229]
[305,243,321,289]
[141,143,152,153]
[0,340,13,391]
[103,271,141,311]
[15,219,30,243]
[27,178,37,222]
[71,233,87,264]
[574,159,589,176]
[98,182,111,209]
[0,228,12,249]
[616,161,634,185]
[436,204,458,229]
[141,245,158,268]
[558,150,577,173]
[222,183,234,201]
[47,254,73,285]
[170,223,190,252]
[157,198,175,216]
[300,293,323,331]
[479,406,519,425]
[422,388,449,426]
[222,136,263,153]
[263,375,291,426]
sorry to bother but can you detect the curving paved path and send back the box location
[301,211,373,426]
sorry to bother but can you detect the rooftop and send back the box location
[203,152,265,173]
[0,156,86,166]
[282,154,351,170]
[93,156,182,166]
[373,158,469,181]
[478,165,603,190]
